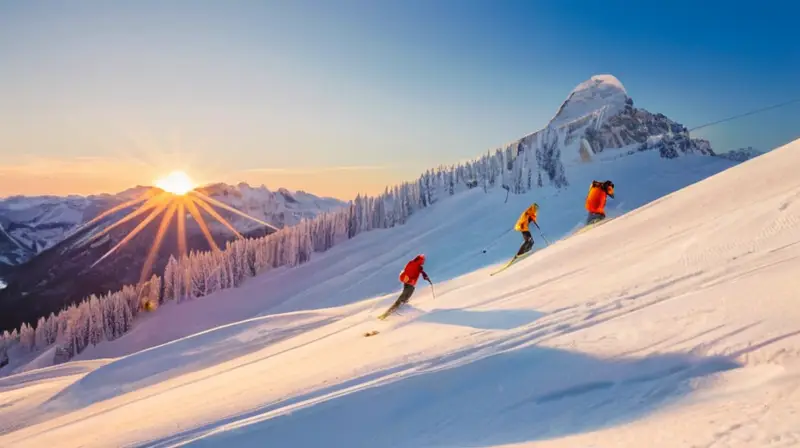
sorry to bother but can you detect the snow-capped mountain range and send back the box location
[0,183,344,268]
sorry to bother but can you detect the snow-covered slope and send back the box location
[0,183,344,267]
[1,136,797,447]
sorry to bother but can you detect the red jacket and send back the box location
[399,256,427,286]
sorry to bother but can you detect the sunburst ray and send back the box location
[71,189,156,235]
[84,174,287,285]
[177,201,187,258]
[90,201,170,269]
[139,202,178,284]
[192,198,244,239]
[184,196,220,252]
[85,192,169,245]
[189,191,279,232]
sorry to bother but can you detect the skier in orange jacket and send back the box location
[379,254,430,319]
[514,203,540,256]
[585,180,614,225]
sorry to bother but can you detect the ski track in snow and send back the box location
[1,140,800,447]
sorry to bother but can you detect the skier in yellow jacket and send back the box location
[514,203,540,256]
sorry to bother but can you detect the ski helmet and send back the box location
[603,180,615,197]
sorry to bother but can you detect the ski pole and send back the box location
[481,228,513,253]
[539,230,551,246]
[428,279,436,299]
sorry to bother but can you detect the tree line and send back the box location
[1,133,568,369]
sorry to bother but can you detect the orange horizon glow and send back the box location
[0,156,404,201]
[154,170,195,196]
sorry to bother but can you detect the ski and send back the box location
[490,249,537,276]
[572,217,615,237]
[377,306,399,320]
[376,300,407,320]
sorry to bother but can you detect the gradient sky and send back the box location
[0,0,797,200]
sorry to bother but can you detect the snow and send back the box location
[550,74,630,128]
[1,138,799,447]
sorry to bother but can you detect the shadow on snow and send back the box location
[140,326,742,448]
[417,308,545,330]
[42,311,336,413]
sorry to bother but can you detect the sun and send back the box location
[155,170,195,195]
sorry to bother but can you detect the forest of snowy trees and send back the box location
[0,129,573,370]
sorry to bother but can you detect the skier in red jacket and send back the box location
[378,254,430,319]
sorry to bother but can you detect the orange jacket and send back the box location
[514,205,538,232]
[585,183,608,214]
[399,255,427,286]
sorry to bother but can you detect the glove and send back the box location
[423,273,430,282]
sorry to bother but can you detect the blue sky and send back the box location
[0,0,797,199]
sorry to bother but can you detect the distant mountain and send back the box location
[0,184,344,269]
[0,184,344,332]
[501,74,720,194]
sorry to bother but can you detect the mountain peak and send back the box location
[550,74,630,127]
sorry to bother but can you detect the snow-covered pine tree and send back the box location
[162,255,178,302]
[120,284,140,318]
[74,301,91,354]
[245,239,257,278]
[45,313,58,345]
[19,322,35,351]
[88,295,105,346]
[34,316,48,350]
[56,311,76,358]
[115,294,134,336]
[102,292,118,339]
[148,274,162,306]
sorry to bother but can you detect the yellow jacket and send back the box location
[514,204,539,232]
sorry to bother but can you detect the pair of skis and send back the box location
[363,305,415,337]
[489,217,614,276]
[489,247,537,276]
[572,217,613,236]
[365,280,435,337]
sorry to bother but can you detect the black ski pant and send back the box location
[388,283,415,310]
[586,212,605,225]
[516,230,534,256]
